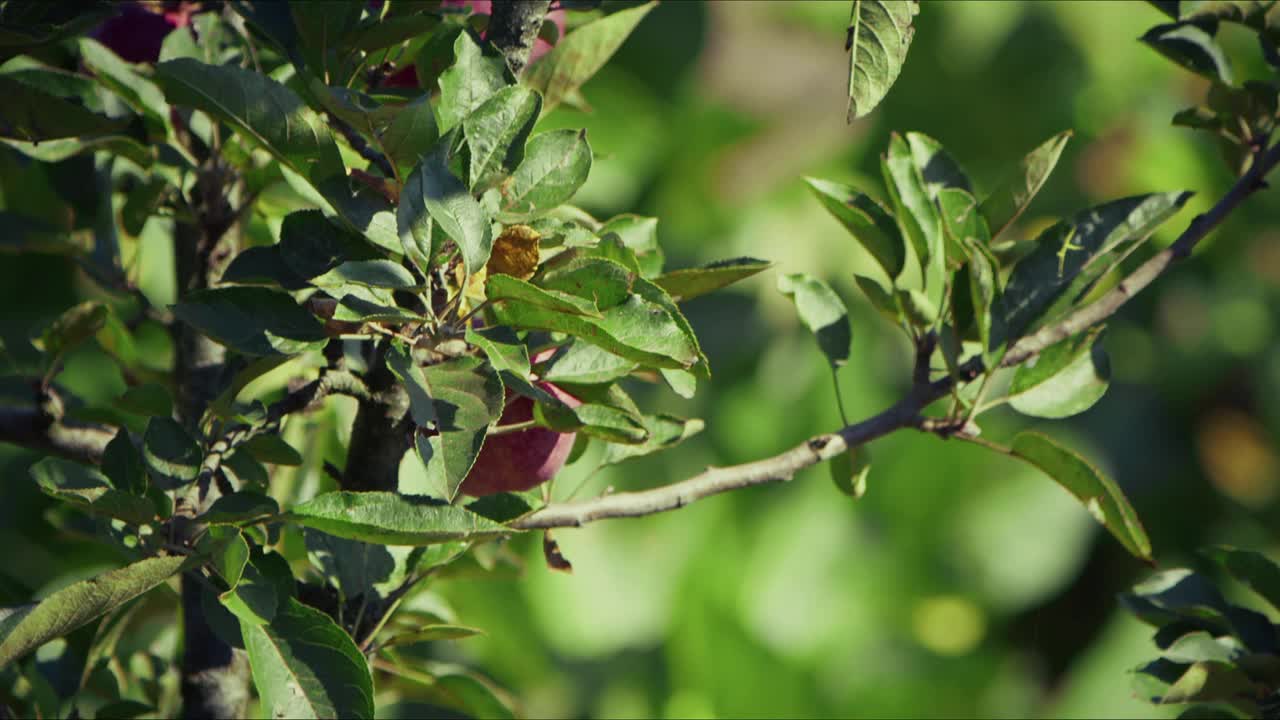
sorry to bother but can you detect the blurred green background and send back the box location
[5,1,1280,717]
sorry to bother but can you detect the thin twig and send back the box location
[510,140,1280,531]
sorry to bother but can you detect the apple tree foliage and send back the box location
[0,0,1277,718]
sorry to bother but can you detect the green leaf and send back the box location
[1142,21,1235,84]
[77,37,168,121]
[540,256,636,310]
[525,2,657,111]
[600,414,704,467]
[882,132,943,279]
[290,2,364,81]
[830,448,871,499]
[464,85,542,191]
[846,0,919,121]
[287,491,510,545]
[416,357,506,501]
[37,300,107,365]
[173,287,328,357]
[804,178,906,288]
[537,341,637,385]
[993,192,1192,349]
[537,401,648,444]
[29,457,156,525]
[401,145,493,275]
[143,417,202,490]
[218,552,286,626]
[380,625,484,648]
[598,214,663,277]
[1008,328,1111,418]
[242,597,374,720]
[305,531,423,602]
[279,210,381,280]
[311,260,417,289]
[486,274,602,316]
[244,434,304,467]
[0,555,189,667]
[490,291,700,370]
[1202,546,1280,614]
[1009,431,1152,561]
[1163,631,1242,664]
[200,492,281,525]
[0,74,129,141]
[653,258,772,302]
[437,29,513,133]
[980,130,1073,241]
[777,273,852,368]
[221,246,309,289]
[154,59,345,195]
[965,237,999,358]
[380,95,440,181]
[102,429,147,496]
[1122,569,1231,627]
[113,383,173,418]
[500,129,592,219]
[207,527,250,589]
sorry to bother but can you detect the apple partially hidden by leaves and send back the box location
[460,381,580,497]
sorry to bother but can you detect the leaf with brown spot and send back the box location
[543,531,572,573]
[487,225,541,280]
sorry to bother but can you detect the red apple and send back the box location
[92,2,197,64]
[460,380,579,497]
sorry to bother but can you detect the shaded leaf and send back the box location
[380,95,440,180]
[143,417,202,490]
[846,0,919,120]
[29,457,155,525]
[0,74,128,141]
[1142,21,1235,84]
[154,58,344,194]
[172,287,327,357]
[242,598,375,719]
[0,556,189,667]
[830,448,871,499]
[777,273,852,368]
[379,624,484,648]
[1009,431,1152,561]
[980,130,1073,241]
[37,300,107,365]
[525,2,656,110]
[1203,546,1280,614]
[311,260,417,290]
[113,383,172,418]
[287,491,510,545]
[101,428,147,496]
[1008,327,1110,418]
[598,214,663,277]
[200,492,280,525]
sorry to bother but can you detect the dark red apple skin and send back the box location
[92,2,194,63]
[460,382,579,497]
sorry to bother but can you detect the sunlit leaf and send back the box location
[242,598,375,719]
[1142,21,1234,84]
[980,130,1072,241]
[500,129,592,219]
[525,2,657,110]
[0,556,190,667]
[401,145,493,275]
[846,0,919,120]
[1009,432,1152,561]
[465,85,542,191]
[1007,328,1110,418]
[804,177,906,288]
[287,491,510,545]
[652,257,772,301]
[777,273,852,368]
[437,29,513,133]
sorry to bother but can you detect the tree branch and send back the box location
[512,140,1280,531]
[488,0,551,76]
[1001,141,1280,368]
[0,406,114,465]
